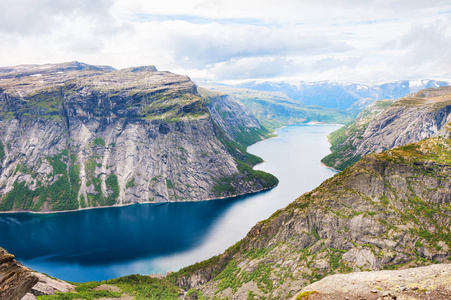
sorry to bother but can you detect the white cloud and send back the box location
[0,0,450,82]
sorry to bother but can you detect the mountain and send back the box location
[8,87,451,299]
[322,86,451,170]
[167,134,451,299]
[0,62,277,212]
[199,88,273,148]
[229,79,450,110]
[195,82,353,130]
[34,131,451,299]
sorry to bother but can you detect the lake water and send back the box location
[0,124,340,282]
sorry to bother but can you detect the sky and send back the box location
[0,0,451,83]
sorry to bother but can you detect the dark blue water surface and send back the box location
[0,125,340,282]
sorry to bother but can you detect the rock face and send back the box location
[200,88,272,147]
[0,247,38,300]
[0,62,277,212]
[322,87,451,170]
[167,135,451,299]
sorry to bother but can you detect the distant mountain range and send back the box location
[197,79,450,110]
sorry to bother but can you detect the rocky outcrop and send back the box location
[21,272,75,300]
[168,136,451,299]
[322,87,451,170]
[297,264,451,300]
[0,247,38,300]
[0,62,277,212]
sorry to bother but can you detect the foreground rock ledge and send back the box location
[0,247,38,300]
[297,264,451,300]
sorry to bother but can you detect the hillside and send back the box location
[322,86,451,170]
[199,88,273,148]
[166,134,451,299]
[196,83,353,130]
[0,62,278,212]
[25,133,451,300]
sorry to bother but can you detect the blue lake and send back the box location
[0,124,340,282]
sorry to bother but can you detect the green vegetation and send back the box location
[212,160,278,197]
[138,90,208,122]
[296,291,317,299]
[126,176,135,189]
[37,281,121,300]
[37,275,181,300]
[0,141,4,162]
[0,151,81,211]
[19,87,64,117]
[106,275,181,300]
[321,99,395,170]
[209,119,279,197]
[93,138,105,147]
[201,86,353,131]
[166,179,174,189]
[232,125,273,149]
[105,174,119,206]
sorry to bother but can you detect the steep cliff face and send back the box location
[200,88,273,148]
[322,87,451,170]
[168,136,451,299]
[0,62,277,212]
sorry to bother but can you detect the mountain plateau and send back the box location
[0,62,277,212]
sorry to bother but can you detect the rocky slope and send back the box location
[200,88,273,147]
[22,271,75,300]
[0,247,38,300]
[166,134,451,299]
[322,86,451,170]
[0,62,277,212]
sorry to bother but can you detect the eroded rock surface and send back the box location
[0,247,37,300]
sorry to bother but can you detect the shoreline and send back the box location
[320,161,340,172]
[0,181,278,215]
[0,122,340,215]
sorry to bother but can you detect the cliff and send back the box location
[167,135,451,299]
[0,62,277,212]
[322,87,451,170]
[200,88,273,147]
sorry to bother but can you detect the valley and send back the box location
[1,64,451,300]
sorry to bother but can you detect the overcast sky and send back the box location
[1,0,450,83]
